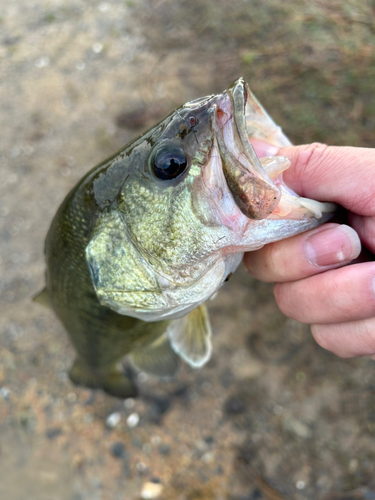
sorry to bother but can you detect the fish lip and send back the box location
[212,78,281,220]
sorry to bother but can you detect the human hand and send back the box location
[244,142,375,359]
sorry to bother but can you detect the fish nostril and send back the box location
[217,108,225,120]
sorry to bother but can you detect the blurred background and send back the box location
[0,1,375,499]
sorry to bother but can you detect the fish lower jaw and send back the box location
[268,185,337,221]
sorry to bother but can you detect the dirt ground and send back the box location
[1,1,375,499]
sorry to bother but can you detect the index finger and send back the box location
[278,144,375,217]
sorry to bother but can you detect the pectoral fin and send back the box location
[167,304,212,368]
[129,333,180,378]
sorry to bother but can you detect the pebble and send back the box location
[157,443,171,456]
[110,441,126,458]
[349,458,359,474]
[106,412,121,428]
[126,412,140,428]
[35,57,50,68]
[140,478,163,499]
[75,61,85,71]
[143,443,152,454]
[151,435,161,445]
[204,435,214,445]
[296,480,306,490]
[92,42,103,54]
[283,417,312,439]
[201,452,214,463]
[136,462,148,473]
[0,387,11,400]
[45,427,63,439]
[66,392,77,403]
[223,396,246,415]
[124,397,135,409]
[98,2,110,12]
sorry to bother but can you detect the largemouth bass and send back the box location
[35,78,334,398]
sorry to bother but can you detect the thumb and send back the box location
[278,143,375,216]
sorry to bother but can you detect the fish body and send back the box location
[38,78,334,397]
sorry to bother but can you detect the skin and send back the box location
[245,142,375,360]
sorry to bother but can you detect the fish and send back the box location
[34,78,335,398]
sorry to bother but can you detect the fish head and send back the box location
[86,78,335,321]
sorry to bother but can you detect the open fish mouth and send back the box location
[212,77,335,222]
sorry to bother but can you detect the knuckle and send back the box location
[266,242,289,281]
[311,324,329,350]
[359,319,375,354]
[318,273,353,322]
[310,324,349,357]
[273,283,295,318]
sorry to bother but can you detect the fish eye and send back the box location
[152,145,188,181]
[188,116,198,128]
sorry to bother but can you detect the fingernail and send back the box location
[250,139,279,158]
[304,225,361,267]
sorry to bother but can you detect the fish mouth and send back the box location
[212,77,335,222]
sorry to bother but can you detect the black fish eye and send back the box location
[152,145,188,181]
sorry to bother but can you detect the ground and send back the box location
[1,1,375,499]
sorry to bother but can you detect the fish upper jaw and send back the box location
[212,81,281,220]
[195,77,336,246]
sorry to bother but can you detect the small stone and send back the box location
[202,452,214,463]
[124,398,135,409]
[0,387,11,400]
[348,458,358,474]
[140,479,163,499]
[85,413,94,424]
[151,435,161,445]
[223,396,246,415]
[75,61,85,71]
[131,435,143,449]
[136,462,148,473]
[35,57,50,68]
[204,435,214,445]
[66,392,77,403]
[127,412,140,428]
[142,443,152,454]
[92,42,103,54]
[110,441,125,458]
[158,443,171,456]
[98,2,110,12]
[45,427,63,439]
[296,480,306,490]
[106,412,121,428]
[283,418,312,439]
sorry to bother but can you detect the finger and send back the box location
[349,213,375,254]
[278,144,375,216]
[250,139,279,158]
[311,317,375,358]
[273,262,375,324]
[243,223,361,283]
